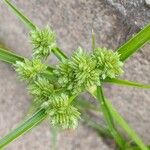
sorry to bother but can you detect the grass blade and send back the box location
[0,47,24,64]
[0,109,47,149]
[89,85,148,150]
[96,86,125,148]
[104,78,150,89]
[3,0,36,30]
[105,99,148,150]
[117,23,150,61]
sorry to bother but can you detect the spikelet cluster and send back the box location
[28,77,54,101]
[30,26,56,60]
[14,59,47,80]
[93,48,124,79]
[15,25,124,129]
[43,94,80,129]
[54,47,101,94]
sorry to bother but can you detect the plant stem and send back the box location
[89,85,148,150]
[96,86,125,148]
[0,109,47,149]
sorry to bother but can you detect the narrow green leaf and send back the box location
[3,0,36,30]
[117,23,150,61]
[0,47,24,64]
[89,85,148,150]
[96,86,125,148]
[130,145,150,150]
[104,78,150,89]
[3,0,67,62]
[105,99,148,150]
[0,109,47,149]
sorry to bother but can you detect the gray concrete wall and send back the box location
[0,0,150,149]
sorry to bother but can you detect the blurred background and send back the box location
[0,0,150,149]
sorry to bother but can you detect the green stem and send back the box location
[89,85,148,150]
[0,109,47,149]
[96,86,125,148]
[52,47,67,61]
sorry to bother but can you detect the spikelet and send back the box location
[14,59,47,80]
[28,77,54,99]
[54,47,101,94]
[43,94,80,129]
[30,26,56,60]
[93,47,124,79]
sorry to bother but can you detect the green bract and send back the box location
[30,26,56,60]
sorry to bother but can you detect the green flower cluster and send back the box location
[42,94,80,129]
[15,59,80,129]
[55,47,123,94]
[14,59,47,80]
[14,26,124,129]
[30,26,56,60]
[93,47,124,79]
[54,47,101,94]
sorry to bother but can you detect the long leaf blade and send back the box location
[104,78,150,89]
[96,86,125,148]
[0,109,47,149]
[117,23,150,61]
[3,0,36,30]
[0,47,24,64]
[89,86,148,150]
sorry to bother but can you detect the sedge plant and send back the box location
[0,0,150,149]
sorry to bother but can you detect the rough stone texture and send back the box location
[0,0,150,150]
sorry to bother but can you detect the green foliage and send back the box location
[30,26,56,60]
[14,59,47,80]
[1,0,150,149]
[93,47,124,79]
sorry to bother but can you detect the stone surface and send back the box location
[0,0,150,150]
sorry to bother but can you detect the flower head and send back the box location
[14,59,47,80]
[43,94,80,129]
[30,26,56,60]
[54,47,101,94]
[93,47,124,79]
